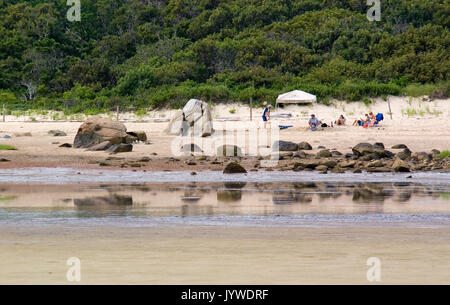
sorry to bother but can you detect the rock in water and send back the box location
[298,142,312,150]
[74,117,128,148]
[107,143,133,153]
[217,145,242,157]
[59,143,72,148]
[48,130,67,137]
[392,159,410,172]
[223,162,247,174]
[272,140,298,151]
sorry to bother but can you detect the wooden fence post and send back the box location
[387,97,393,120]
[250,97,253,121]
[2,104,5,122]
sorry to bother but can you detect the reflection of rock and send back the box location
[217,182,246,202]
[224,182,247,189]
[74,194,133,206]
[273,192,313,204]
[293,182,317,189]
[217,190,242,202]
[395,191,412,202]
[352,185,392,202]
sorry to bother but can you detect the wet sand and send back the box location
[0,225,449,284]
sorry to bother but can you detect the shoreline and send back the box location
[0,166,449,184]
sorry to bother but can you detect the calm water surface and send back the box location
[0,169,449,228]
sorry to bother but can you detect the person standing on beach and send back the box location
[262,105,271,128]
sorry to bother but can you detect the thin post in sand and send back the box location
[116,106,119,121]
[2,104,5,122]
[387,97,393,119]
[249,97,253,121]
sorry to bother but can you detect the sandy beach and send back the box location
[1,96,449,285]
[0,96,449,171]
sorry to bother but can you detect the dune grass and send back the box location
[0,144,17,150]
[402,84,438,97]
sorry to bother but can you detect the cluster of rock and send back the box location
[73,117,147,153]
[271,141,448,174]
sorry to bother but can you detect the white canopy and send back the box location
[276,90,316,105]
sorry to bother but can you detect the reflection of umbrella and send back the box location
[276,90,316,106]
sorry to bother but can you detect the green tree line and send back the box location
[0,0,449,113]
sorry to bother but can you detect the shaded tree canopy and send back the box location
[0,0,448,112]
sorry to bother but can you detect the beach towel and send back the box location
[279,125,293,130]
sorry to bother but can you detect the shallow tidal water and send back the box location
[0,168,449,228]
[1,168,449,284]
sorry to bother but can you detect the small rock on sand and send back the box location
[392,144,408,149]
[48,130,67,137]
[88,141,113,151]
[272,141,298,152]
[298,142,312,150]
[223,162,247,174]
[107,143,133,153]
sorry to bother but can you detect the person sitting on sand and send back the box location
[262,104,271,128]
[309,114,321,131]
[336,114,346,126]
[352,114,369,126]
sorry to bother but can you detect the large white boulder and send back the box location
[165,99,213,137]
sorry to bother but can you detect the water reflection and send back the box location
[0,182,448,220]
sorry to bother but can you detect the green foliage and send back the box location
[0,144,17,150]
[0,0,448,111]
[440,150,450,158]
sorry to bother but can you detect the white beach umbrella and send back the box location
[276,90,317,105]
